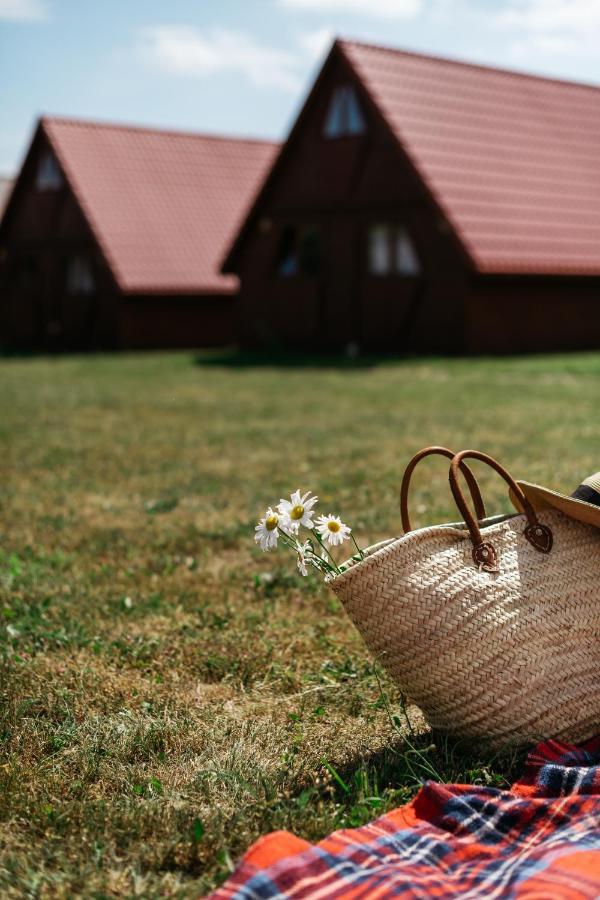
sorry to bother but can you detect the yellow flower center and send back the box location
[290,505,305,520]
[265,515,278,531]
[327,520,340,533]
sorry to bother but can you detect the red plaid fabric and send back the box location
[206,737,600,899]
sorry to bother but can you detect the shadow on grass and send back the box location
[0,347,52,359]
[193,347,600,378]
[326,726,528,801]
[193,347,420,370]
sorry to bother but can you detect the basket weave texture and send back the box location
[331,508,600,745]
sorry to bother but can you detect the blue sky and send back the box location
[2,0,600,174]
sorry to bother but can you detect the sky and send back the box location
[2,0,600,174]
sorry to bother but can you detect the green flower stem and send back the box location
[279,534,297,550]
[351,533,365,560]
[312,530,341,575]
[306,539,337,576]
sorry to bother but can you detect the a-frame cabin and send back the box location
[0,117,277,351]
[223,40,600,354]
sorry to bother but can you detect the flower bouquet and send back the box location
[254,490,364,577]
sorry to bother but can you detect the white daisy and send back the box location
[277,490,318,534]
[255,507,281,551]
[315,514,352,547]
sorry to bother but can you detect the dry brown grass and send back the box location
[1,350,599,896]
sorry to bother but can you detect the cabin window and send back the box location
[277,226,299,277]
[66,255,95,295]
[368,226,391,275]
[368,225,420,276]
[275,225,321,277]
[36,151,64,191]
[323,85,366,138]
[395,229,420,275]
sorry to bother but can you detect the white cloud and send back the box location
[497,0,600,57]
[510,33,579,56]
[0,0,48,21]
[138,25,303,93]
[499,0,600,31]
[279,0,422,18]
[138,24,339,93]
[297,26,337,62]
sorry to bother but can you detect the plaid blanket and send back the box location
[207,737,600,899]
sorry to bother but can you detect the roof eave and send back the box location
[477,265,600,278]
[121,284,239,298]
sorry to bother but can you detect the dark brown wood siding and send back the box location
[0,129,119,350]
[118,295,236,350]
[465,277,600,354]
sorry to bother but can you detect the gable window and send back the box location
[323,85,366,138]
[275,225,322,277]
[36,151,64,191]
[368,225,421,276]
[66,255,95,295]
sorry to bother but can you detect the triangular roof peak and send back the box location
[6,115,278,295]
[226,38,600,277]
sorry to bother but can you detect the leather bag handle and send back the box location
[400,446,486,534]
[449,449,553,572]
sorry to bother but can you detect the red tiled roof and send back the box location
[42,117,278,294]
[339,41,600,275]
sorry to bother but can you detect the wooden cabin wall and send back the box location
[233,55,470,353]
[118,296,237,349]
[465,277,600,353]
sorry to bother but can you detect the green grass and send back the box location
[1,350,599,897]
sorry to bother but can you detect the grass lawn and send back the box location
[1,350,599,897]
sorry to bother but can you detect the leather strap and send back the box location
[449,450,553,572]
[400,446,486,534]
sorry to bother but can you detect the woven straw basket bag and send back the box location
[331,447,600,746]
